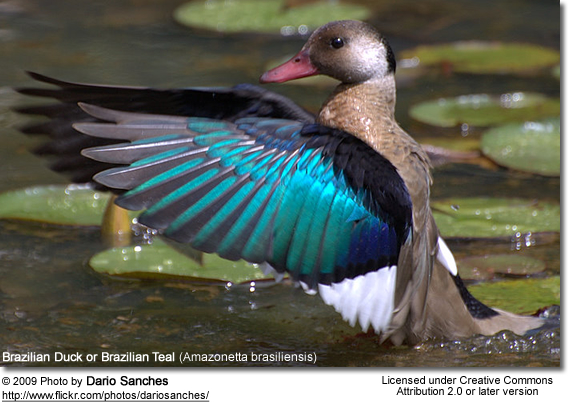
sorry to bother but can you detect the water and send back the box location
[0,0,560,366]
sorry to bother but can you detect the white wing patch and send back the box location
[317,266,397,333]
[437,237,457,276]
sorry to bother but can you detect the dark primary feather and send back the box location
[17,72,316,122]
[14,72,315,189]
[74,105,412,288]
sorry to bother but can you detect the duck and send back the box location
[16,20,545,345]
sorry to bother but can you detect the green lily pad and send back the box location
[409,92,560,128]
[481,119,560,176]
[468,277,560,315]
[399,41,560,74]
[0,184,114,226]
[89,238,269,284]
[458,254,546,282]
[174,0,371,34]
[432,197,560,238]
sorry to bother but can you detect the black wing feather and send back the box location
[14,72,315,190]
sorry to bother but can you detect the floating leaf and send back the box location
[468,277,560,315]
[481,119,560,176]
[409,93,560,127]
[432,197,560,238]
[174,0,370,34]
[400,41,560,74]
[89,238,269,284]
[459,254,546,282]
[0,185,113,226]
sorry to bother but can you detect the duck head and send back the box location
[260,20,396,85]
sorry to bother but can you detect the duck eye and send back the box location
[330,37,344,49]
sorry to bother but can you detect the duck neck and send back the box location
[316,74,398,152]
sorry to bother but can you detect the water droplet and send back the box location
[512,92,524,102]
[400,57,420,68]
[280,25,295,36]
[298,25,309,35]
[460,123,469,137]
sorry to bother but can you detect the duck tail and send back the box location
[451,271,546,337]
[422,260,545,342]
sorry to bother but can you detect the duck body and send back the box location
[17,20,544,345]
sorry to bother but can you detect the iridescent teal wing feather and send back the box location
[77,104,412,289]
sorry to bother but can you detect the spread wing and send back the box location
[76,104,412,295]
[16,73,415,334]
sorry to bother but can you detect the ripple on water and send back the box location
[415,306,560,366]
